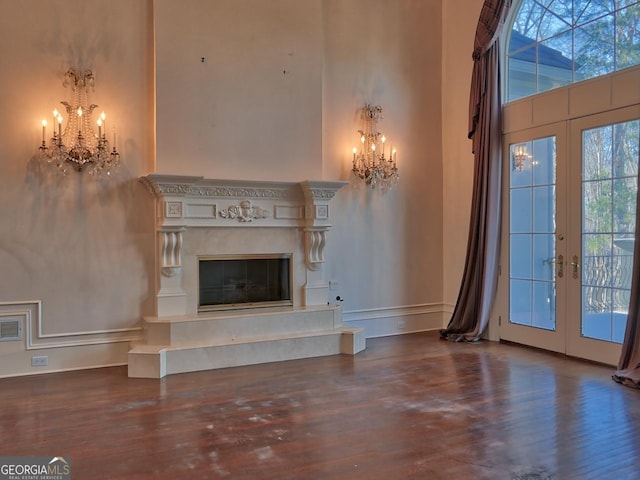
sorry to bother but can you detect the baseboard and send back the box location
[343,303,446,338]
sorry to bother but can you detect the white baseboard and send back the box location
[343,303,446,338]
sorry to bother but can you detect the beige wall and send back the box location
[442,0,484,312]
[0,0,155,376]
[322,0,444,320]
[155,0,324,181]
[155,0,446,333]
[0,0,477,376]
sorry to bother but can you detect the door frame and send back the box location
[566,105,640,365]
[493,65,640,365]
[497,106,640,364]
[498,121,568,355]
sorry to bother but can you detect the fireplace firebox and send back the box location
[198,254,292,312]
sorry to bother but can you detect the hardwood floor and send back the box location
[1,331,639,479]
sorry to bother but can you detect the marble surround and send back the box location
[128,175,365,378]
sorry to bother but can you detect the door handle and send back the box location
[548,254,564,278]
[571,255,580,279]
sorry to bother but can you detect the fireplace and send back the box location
[198,254,292,312]
[128,175,365,379]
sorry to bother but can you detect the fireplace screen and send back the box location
[198,254,292,312]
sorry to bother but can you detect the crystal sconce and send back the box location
[351,104,399,190]
[38,69,120,176]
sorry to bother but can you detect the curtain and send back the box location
[613,146,640,388]
[441,0,512,342]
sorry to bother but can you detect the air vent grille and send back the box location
[0,319,22,341]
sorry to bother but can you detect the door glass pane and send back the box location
[510,136,557,330]
[533,280,556,329]
[582,119,639,343]
[511,234,532,278]
[533,233,555,280]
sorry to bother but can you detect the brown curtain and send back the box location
[441,0,512,342]
[613,146,640,388]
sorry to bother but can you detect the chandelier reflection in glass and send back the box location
[351,104,399,190]
[511,142,538,171]
[38,69,120,176]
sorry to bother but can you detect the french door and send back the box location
[500,106,640,365]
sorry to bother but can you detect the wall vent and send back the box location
[0,319,22,342]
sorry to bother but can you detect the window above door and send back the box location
[505,0,640,103]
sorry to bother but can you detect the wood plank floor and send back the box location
[1,331,639,479]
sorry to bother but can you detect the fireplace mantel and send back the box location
[140,174,348,316]
[130,175,364,378]
[140,174,347,229]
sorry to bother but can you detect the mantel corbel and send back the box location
[303,226,328,271]
[159,226,186,278]
[299,181,347,272]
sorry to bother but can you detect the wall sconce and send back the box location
[38,69,120,176]
[351,104,399,190]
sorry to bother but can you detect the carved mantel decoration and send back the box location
[219,200,270,222]
[140,175,347,316]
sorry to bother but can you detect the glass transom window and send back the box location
[507,0,640,102]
